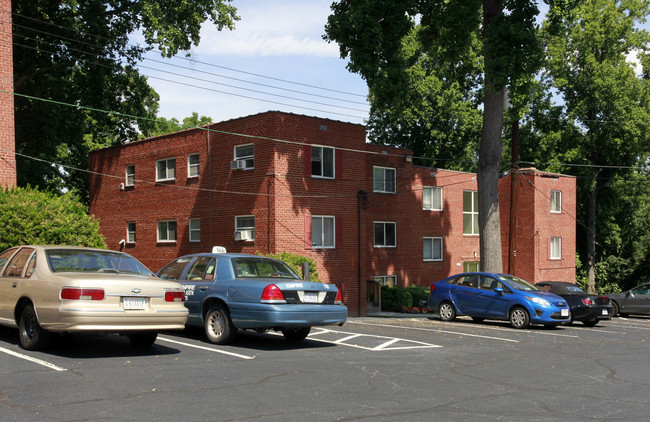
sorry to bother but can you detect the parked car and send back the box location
[0,245,188,350]
[536,281,613,326]
[157,248,348,344]
[428,272,571,329]
[605,283,650,317]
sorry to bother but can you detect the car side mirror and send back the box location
[494,287,504,295]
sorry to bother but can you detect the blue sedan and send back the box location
[428,272,571,329]
[158,249,347,344]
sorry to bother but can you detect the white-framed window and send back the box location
[463,190,479,235]
[156,158,176,181]
[188,153,200,178]
[189,218,201,242]
[234,144,254,169]
[423,186,442,211]
[373,166,396,193]
[464,261,480,272]
[423,237,443,261]
[374,275,397,288]
[311,145,335,179]
[551,190,562,213]
[374,221,396,247]
[157,220,177,242]
[312,216,335,248]
[235,215,255,241]
[126,222,136,244]
[125,165,135,187]
[550,237,562,260]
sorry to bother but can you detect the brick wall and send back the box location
[89,111,577,315]
[0,0,15,188]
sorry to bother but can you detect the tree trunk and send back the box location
[586,184,597,294]
[479,0,504,273]
[478,86,504,273]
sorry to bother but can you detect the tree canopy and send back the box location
[12,0,238,199]
[325,0,550,272]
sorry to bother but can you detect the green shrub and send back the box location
[0,186,106,250]
[380,286,412,312]
[406,285,430,306]
[260,250,320,282]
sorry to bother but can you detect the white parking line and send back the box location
[0,346,67,372]
[157,336,255,360]
[349,320,520,342]
[309,328,442,351]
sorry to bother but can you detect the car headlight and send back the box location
[527,296,551,307]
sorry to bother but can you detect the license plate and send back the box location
[123,297,146,310]
[303,292,319,303]
[561,308,569,317]
[602,309,609,315]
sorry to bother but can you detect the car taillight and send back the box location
[335,289,342,304]
[165,291,185,302]
[430,284,436,291]
[582,298,594,306]
[261,284,286,303]
[61,288,105,301]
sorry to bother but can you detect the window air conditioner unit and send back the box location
[231,160,246,170]
[234,229,254,241]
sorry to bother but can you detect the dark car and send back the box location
[157,248,348,344]
[428,272,571,329]
[536,281,613,326]
[605,283,650,317]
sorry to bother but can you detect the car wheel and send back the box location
[19,304,52,351]
[127,331,158,347]
[471,317,484,323]
[611,301,620,317]
[204,304,236,344]
[509,307,530,329]
[582,319,599,327]
[438,302,456,321]
[282,327,311,341]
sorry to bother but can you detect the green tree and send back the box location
[146,112,214,138]
[325,0,551,272]
[13,0,238,199]
[0,186,106,250]
[535,0,650,292]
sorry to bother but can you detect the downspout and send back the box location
[357,190,367,317]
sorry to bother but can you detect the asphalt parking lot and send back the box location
[2,315,650,421]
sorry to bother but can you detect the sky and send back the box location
[139,0,370,126]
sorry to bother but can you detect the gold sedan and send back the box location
[0,245,188,350]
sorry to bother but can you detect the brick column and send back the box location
[0,0,15,188]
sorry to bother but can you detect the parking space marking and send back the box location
[418,318,581,338]
[308,328,442,351]
[157,336,255,360]
[0,346,67,372]
[349,320,520,342]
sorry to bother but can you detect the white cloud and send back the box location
[193,0,339,57]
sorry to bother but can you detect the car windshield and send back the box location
[231,257,300,279]
[46,249,153,276]
[497,275,539,291]
[566,285,585,293]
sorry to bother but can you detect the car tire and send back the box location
[611,301,620,317]
[509,306,530,329]
[127,331,158,347]
[582,319,599,327]
[438,302,456,322]
[19,304,52,351]
[204,304,236,344]
[282,327,311,341]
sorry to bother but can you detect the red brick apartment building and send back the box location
[88,111,576,316]
[0,0,16,188]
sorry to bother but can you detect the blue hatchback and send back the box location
[428,272,571,329]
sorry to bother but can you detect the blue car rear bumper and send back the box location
[229,303,348,329]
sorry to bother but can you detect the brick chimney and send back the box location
[0,0,15,188]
